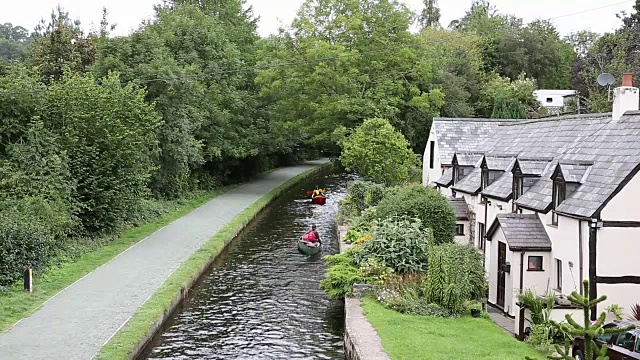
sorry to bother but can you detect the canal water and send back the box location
[144,171,350,360]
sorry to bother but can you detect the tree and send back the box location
[0,23,31,63]
[566,31,599,59]
[419,0,441,29]
[452,2,573,89]
[256,0,444,152]
[95,3,270,197]
[42,73,162,232]
[30,7,96,83]
[526,280,634,360]
[479,73,539,118]
[339,118,420,186]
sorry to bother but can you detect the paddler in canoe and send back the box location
[310,186,327,205]
[298,224,322,255]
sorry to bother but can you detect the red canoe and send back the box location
[311,196,326,205]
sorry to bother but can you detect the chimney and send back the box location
[613,73,639,120]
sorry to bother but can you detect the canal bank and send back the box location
[0,160,331,360]
[338,226,391,360]
[141,170,351,359]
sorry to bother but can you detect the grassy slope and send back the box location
[361,298,546,360]
[96,164,329,360]
[0,188,237,333]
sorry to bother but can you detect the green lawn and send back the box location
[361,298,546,360]
[0,188,237,332]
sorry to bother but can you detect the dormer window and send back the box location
[550,163,590,226]
[481,168,489,190]
[512,175,523,212]
[552,177,566,225]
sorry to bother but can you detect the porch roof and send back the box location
[487,213,552,251]
[448,197,469,220]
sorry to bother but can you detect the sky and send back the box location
[0,0,635,38]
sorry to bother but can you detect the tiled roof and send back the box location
[433,118,514,165]
[517,159,552,175]
[485,156,515,171]
[487,213,552,251]
[448,197,469,220]
[455,153,483,166]
[432,112,640,217]
[435,167,453,186]
[558,163,592,183]
[452,167,482,194]
[482,172,513,200]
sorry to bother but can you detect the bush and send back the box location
[430,243,486,300]
[376,280,456,317]
[342,181,385,216]
[376,184,456,245]
[0,205,57,287]
[348,206,378,233]
[424,251,468,314]
[423,243,487,315]
[320,248,395,299]
[356,216,431,274]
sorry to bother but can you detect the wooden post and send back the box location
[24,268,33,293]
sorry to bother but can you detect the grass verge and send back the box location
[95,162,331,360]
[361,298,546,360]
[0,187,237,333]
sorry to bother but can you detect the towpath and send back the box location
[0,159,328,360]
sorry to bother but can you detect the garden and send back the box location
[320,178,549,359]
[322,117,549,359]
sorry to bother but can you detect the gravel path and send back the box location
[0,160,328,360]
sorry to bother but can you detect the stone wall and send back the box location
[338,226,391,360]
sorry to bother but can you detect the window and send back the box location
[481,169,489,190]
[614,331,636,351]
[552,180,566,225]
[513,175,523,212]
[478,222,486,250]
[546,97,553,103]
[596,324,618,343]
[555,259,562,291]
[456,224,465,236]
[429,141,435,169]
[527,256,543,271]
[453,166,459,184]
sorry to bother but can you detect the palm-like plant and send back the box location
[628,303,640,321]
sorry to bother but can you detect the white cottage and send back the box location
[423,73,640,338]
[533,89,577,114]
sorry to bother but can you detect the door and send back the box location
[497,242,507,308]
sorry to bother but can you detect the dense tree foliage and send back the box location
[339,118,419,186]
[0,0,636,286]
[0,23,30,63]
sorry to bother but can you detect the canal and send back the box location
[144,171,350,360]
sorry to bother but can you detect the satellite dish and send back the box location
[597,73,616,87]
[597,73,616,102]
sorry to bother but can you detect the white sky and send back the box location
[0,0,635,37]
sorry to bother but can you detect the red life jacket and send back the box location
[303,231,317,242]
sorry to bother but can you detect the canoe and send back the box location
[298,240,321,255]
[311,196,326,205]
